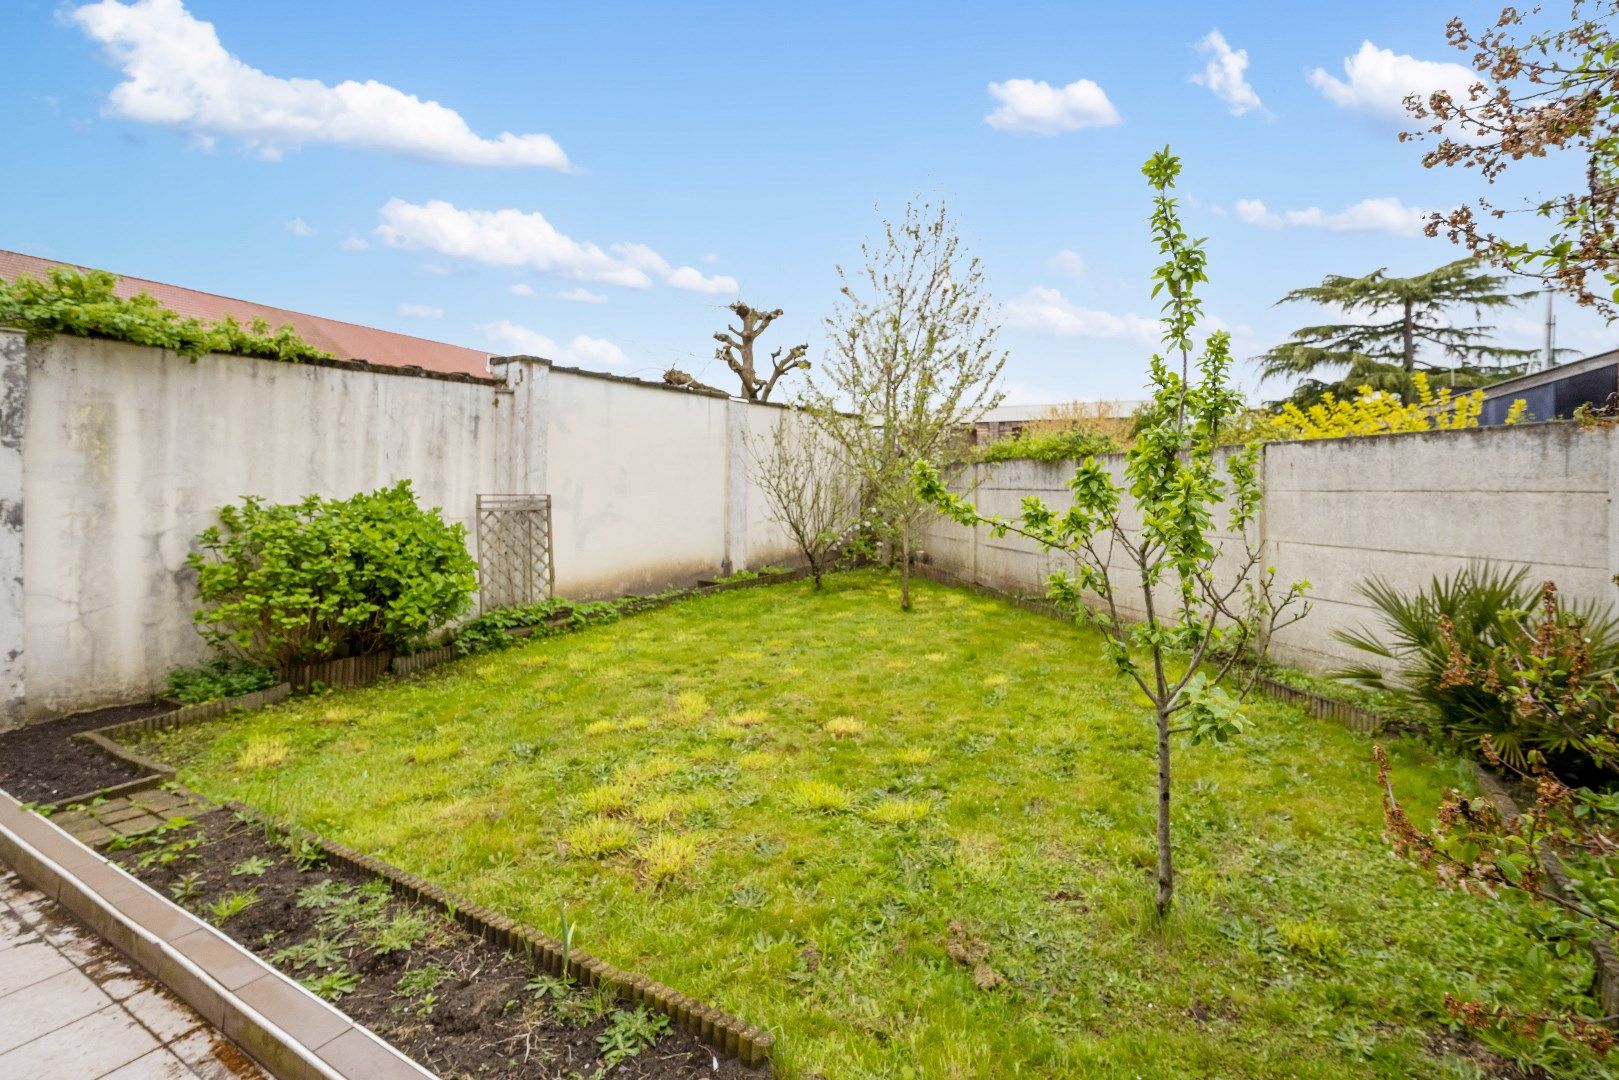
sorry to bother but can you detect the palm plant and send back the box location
[1336,562,1619,772]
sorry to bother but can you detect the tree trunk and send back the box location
[1401,300,1415,373]
[1155,705,1174,917]
[900,532,912,612]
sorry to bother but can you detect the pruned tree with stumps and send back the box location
[714,302,810,402]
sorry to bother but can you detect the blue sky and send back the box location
[4,0,1609,403]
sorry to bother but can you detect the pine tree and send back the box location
[1259,259,1536,405]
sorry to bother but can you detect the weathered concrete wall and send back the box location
[3,334,802,726]
[921,422,1613,675]
[15,334,505,722]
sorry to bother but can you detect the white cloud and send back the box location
[1234,195,1426,236]
[479,319,629,369]
[71,0,570,168]
[284,216,315,237]
[339,234,368,251]
[1307,41,1476,120]
[984,77,1121,135]
[1004,287,1161,342]
[1047,249,1086,279]
[397,303,442,319]
[374,199,737,293]
[1190,30,1265,117]
[508,283,535,296]
[558,287,607,304]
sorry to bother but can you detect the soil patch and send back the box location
[109,807,763,1079]
[0,702,173,803]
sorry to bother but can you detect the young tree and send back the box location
[1405,3,1619,319]
[807,200,1006,611]
[714,302,810,402]
[917,149,1310,916]
[746,413,857,588]
[1258,260,1536,405]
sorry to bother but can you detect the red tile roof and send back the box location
[0,248,493,378]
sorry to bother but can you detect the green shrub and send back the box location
[0,267,333,362]
[189,482,477,672]
[164,656,278,703]
[1335,562,1619,773]
[973,428,1118,464]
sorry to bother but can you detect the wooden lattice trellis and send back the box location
[476,494,555,612]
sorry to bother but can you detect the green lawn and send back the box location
[141,572,1595,1078]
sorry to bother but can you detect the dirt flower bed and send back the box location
[0,701,173,803]
[107,806,759,1079]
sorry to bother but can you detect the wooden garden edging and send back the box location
[51,571,819,1070]
[220,800,774,1067]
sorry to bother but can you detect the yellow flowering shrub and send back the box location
[1267,373,1526,441]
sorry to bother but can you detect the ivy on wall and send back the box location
[0,266,334,363]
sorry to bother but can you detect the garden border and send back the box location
[48,571,822,1069]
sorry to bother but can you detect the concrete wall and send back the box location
[921,422,1614,675]
[2,333,800,726]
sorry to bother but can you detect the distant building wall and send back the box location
[921,422,1614,675]
[2,331,798,727]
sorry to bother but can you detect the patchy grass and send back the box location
[143,571,1597,1078]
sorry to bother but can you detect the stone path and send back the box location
[49,786,210,846]
[0,865,266,1080]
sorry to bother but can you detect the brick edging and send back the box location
[220,801,774,1067]
[1474,767,1619,1018]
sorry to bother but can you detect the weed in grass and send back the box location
[406,738,461,765]
[578,783,633,816]
[823,716,866,739]
[205,889,259,923]
[615,755,680,786]
[231,855,272,877]
[371,911,431,956]
[867,797,931,825]
[728,883,768,911]
[301,969,360,1000]
[736,750,780,771]
[566,818,636,858]
[1278,919,1346,966]
[673,691,709,722]
[636,833,698,886]
[395,963,449,997]
[894,747,934,767]
[582,719,617,737]
[631,793,694,825]
[620,715,650,731]
[234,734,289,772]
[169,872,205,902]
[597,1005,670,1067]
[788,778,852,813]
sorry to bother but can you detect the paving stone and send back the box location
[99,1047,199,1079]
[0,1002,160,1079]
[111,816,164,836]
[0,966,114,1055]
[0,937,74,996]
[76,825,117,846]
[123,984,207,1045]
